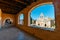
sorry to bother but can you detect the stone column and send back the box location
[0,9,2,28]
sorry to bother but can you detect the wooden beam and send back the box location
[1,8,19,14]
[15,0,32,5]
[15,0,27,5]
[0,3,19,14]
[0,2,20,10]
[0,2,26,14]
[0,0,26,8]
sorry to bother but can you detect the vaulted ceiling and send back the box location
[0,0,37,14]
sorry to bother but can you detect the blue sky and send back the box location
[20,14,24,20]
[30,4,55,20]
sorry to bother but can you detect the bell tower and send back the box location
[40,12,44,19]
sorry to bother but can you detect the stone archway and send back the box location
[3,18,13,28]
[18,13,24,25]
[5,19,12,25]
[28,2,53,26]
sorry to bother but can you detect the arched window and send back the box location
[28,3,56,31]
[18,14,24,25]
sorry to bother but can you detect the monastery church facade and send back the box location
[35,13,55,28]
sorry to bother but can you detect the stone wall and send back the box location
[1,13,15,27]
[15,0,60,40]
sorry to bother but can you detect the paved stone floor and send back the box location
[0,27,41,40]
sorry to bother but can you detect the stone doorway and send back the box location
[5,19,12,25]
[3,18,13,28]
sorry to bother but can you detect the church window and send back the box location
[45,24,47,27]
[38,24,40,26]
